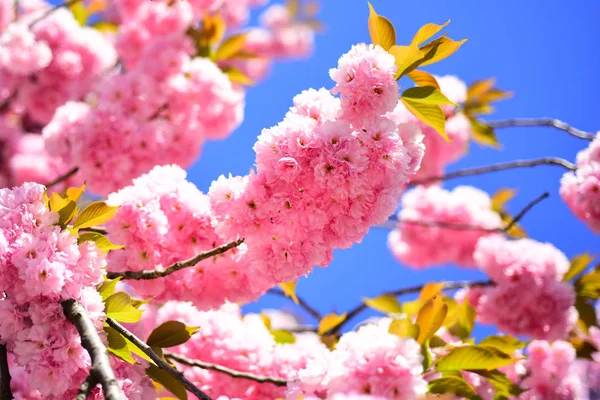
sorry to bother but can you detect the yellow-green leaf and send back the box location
[411,20,450,47]
[147,321,200,348]
[367,3,396,51]
[467,78,496,100]
[278,281,299,305]
[271,329,296,344]
[388,319,420,340]
[146,365,188,400]
[388,44,425,79]
[97,277,122,301]
[428,376,481,400]
[73,201,119,229]
[402,86,457,106]
[575,295,598,333]
[447,299,476,340]
[435,345,518,371]
[416,295,448,345]
[57,200,78,227]
[564,252,596,282]
[131,297,153,309]
[468,369,525,398]
[105,325,136,364]
[478,335,527,355]
[407,70,440,90]
[318,313,347,335]
[419,36,467,67]
[66,183,86,202]
[491,188,517,213]
[48,192,71,212]
[78,232,124,253]
[469,117,500,148]
[105,292,143,323]
[419,282,445,302]
[92,21,119,32]
[215,33,247,61]
[220,66,254,86]
[260,313,272,330]
[576,267,600,299]
[69,0,88,26]
[363,294,402,314]
[401,97,448,141]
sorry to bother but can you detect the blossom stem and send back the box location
[488,118,595,140]
[106,239,244,280]
[28,0,82,28]
[44,166,80,189]
[0,343,12,400]
[75,375,97,400]
[267,287,323,320]
[105,319,212,400]
[326,280,492,336]
[164,351,288,387]
[409,157,576,187]
[61,299,122,400]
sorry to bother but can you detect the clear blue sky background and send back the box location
[185,0,600,337]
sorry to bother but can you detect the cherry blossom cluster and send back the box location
[387,75,472,182]
[560,132,600,233]
[387,185,503,268]
[468,236,577,340]
[209,43,424,289]
[0,182,154,399]
[105,165,260,309]
[146,301,327,399]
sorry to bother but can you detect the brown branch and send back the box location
[410,157,576,187]
[0,343,12,400]
[105,319,211,400]
[503,192,549,232]
[75,375,97,400]
[79,226,108,235]
[488,118,596,141]
[164,351,287,387]
[44,166,79,189]
[267,288,322,320]
[326,280,492,336]
[61,299,122,400]
[28,0,82,27]
[106,239,244,280]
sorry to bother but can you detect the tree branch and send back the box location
[44,166,79,189]
[0,343,12,400]
[503,192,549,232]
[488,118,596,141]
[61,299,122,400]
[75,374,97,400]
[28,0,82,27]
[326,280,492,335]
[106,239,244,280]
[105,319,212,400]
[267,288,322,320]
[409,157,576,187]
[164,351,288,387]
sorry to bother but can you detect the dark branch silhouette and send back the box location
[44,167,80,189]
[267,288,322,320]
[0,343,12,400]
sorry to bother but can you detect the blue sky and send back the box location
[186,0,600,336]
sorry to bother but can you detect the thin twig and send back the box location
[488,118,596,141]
[267,288,322,320]
[105,319,212,400]
[44,166,79,189]
[28,0,82,27]
[106,239,244,280]
[0,343,12,400]
[13,0,18,21]
[164,351,288,387]
[410,157,576,187]
[503,192,549,232]
[75,375,97,400]
[326,280,492,336]
[61,299,122,400]
[79,226,108,235]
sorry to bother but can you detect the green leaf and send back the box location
[407,70,440,90]
[97,277,122,301]
[419,36,468,67]
[363,294,402,314]
[278,281,299,305]
[478,335,527,355]
[215,33,248,61]
[57,200,77,227]
[367,3,396,51]
[105,325,136,364]
[147,321,200,348]
[220,66,254,86]
[429,335,447,348]
[468,369,525,399]
[447,299,476,340]
[422,341,432,370]
[564,252,596,282]
[410,20,450,47]
[72,201,119,229]
[78,232,124,253]
[401,97,448,141]
[575,267,600,299]
[388,44,425,79]
[402,86,457,106]
[131,297,153,309]
[388,319,420,340]
[146,365,188,400]
[416,295,448,345]
[270,329,296,344]
[428,376,481,400]
[91,21,119,32]
[575,295,598,333]
[105,292,143,323]
[318,313,346,335]
[469,117,500,148]
[435,345,518,371]
[69,0,88,25]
